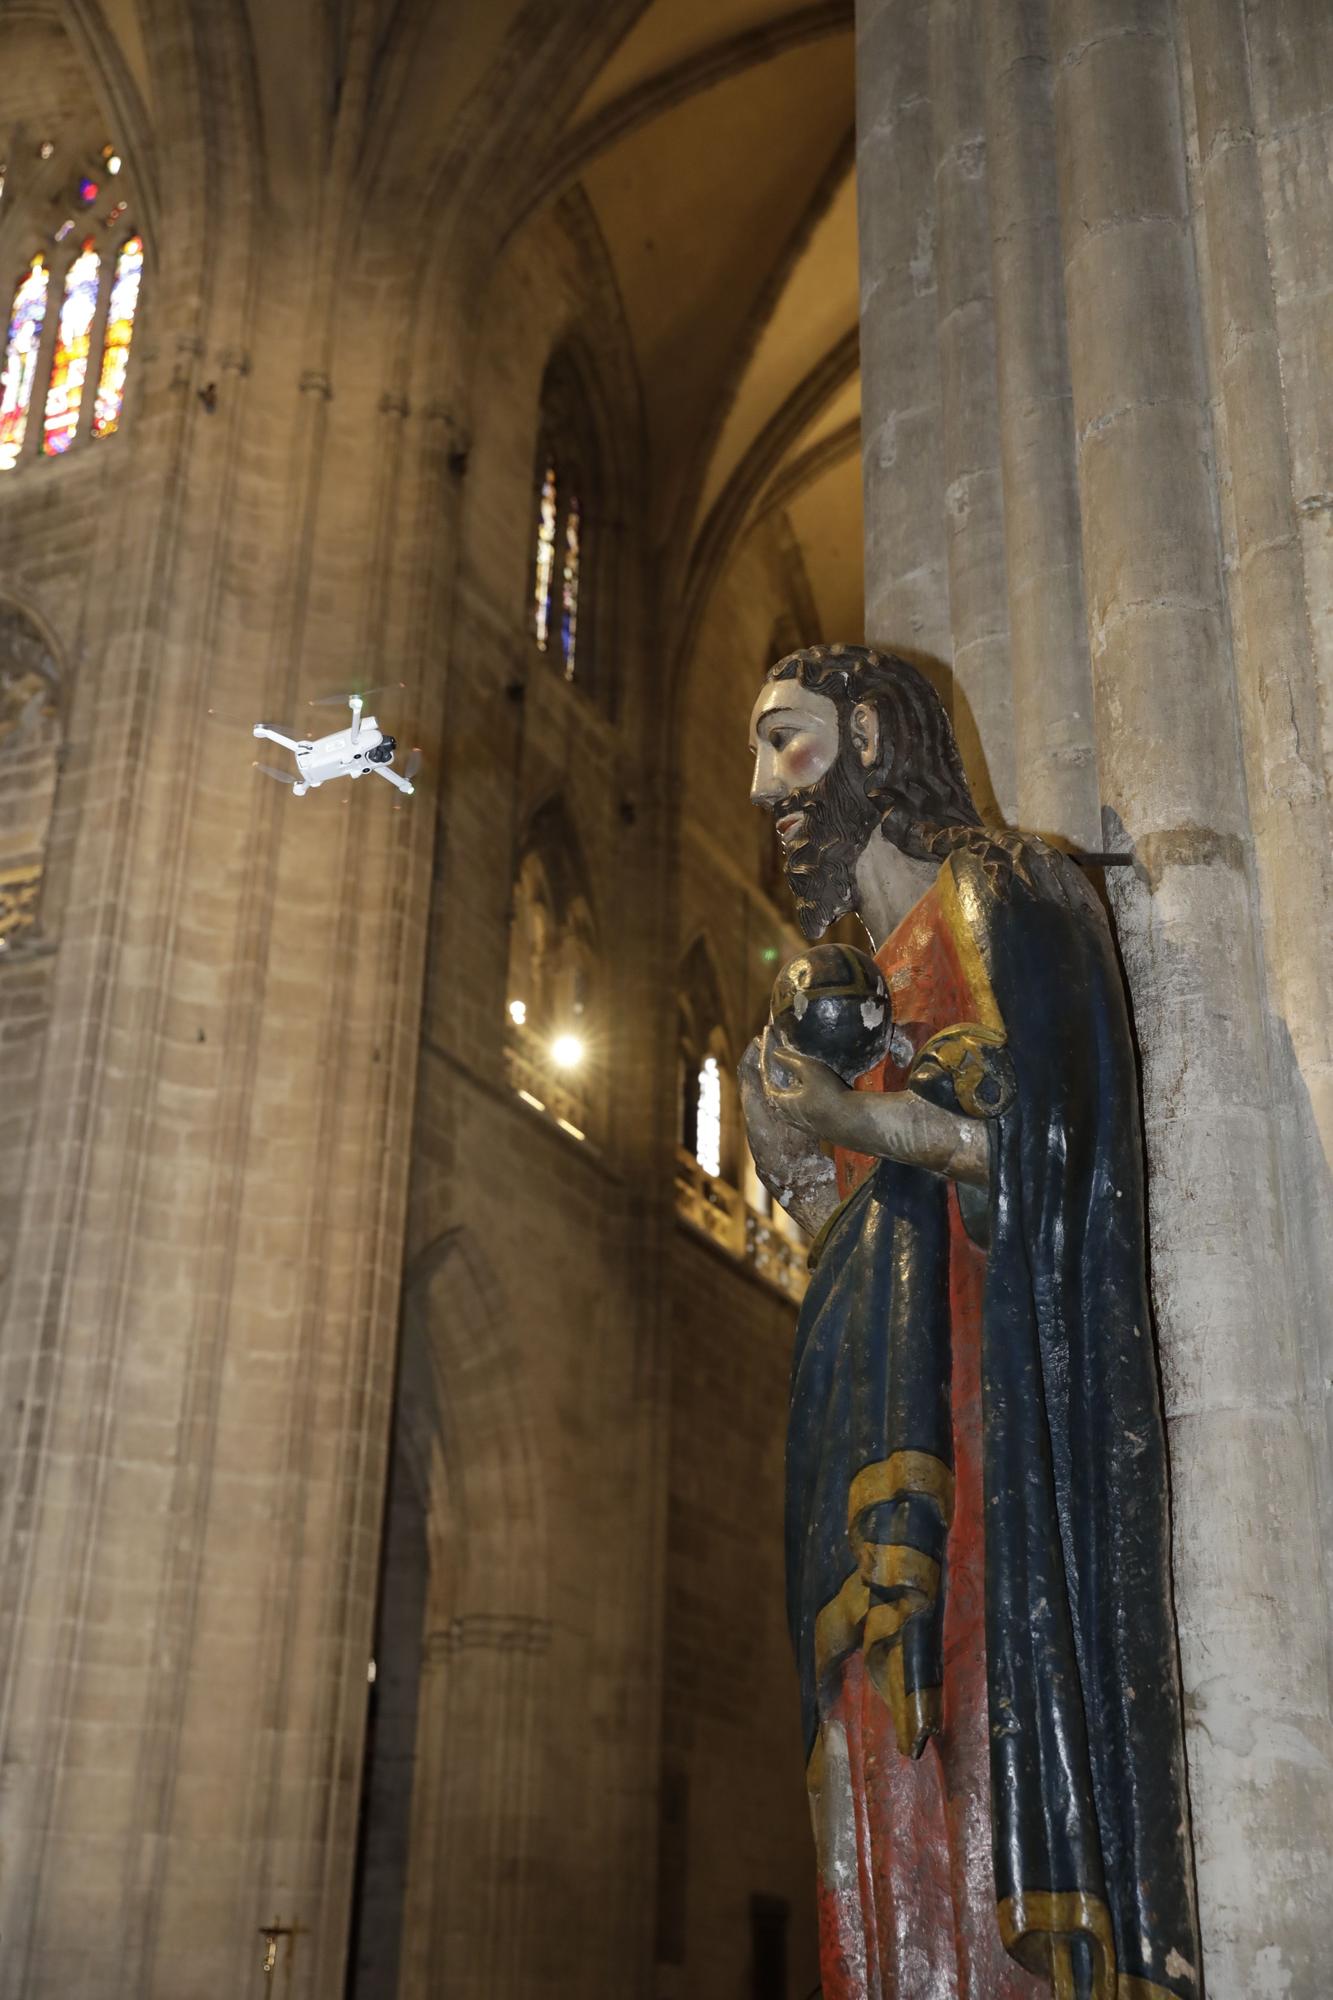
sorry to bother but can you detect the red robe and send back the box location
[809,871,1046,2000]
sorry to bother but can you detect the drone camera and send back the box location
[368,736,397,764]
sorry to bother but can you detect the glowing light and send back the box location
[107,154,122,176]
[508,998,527,1026]
[560,493,581,679]
[557,1118,586,1142]
[551,1033,585,1070]
[77,176,98,206]
[533,459,557,650]
[367,1658,377,1684]
[518,1089,545,1113]
[0,256,50,470]
[42,238,100,454]
[38,140,55,161]
[695,1055,722,1178]
[92,235,143,438]
[53,219,74,243]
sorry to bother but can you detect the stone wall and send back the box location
[855,1,1333,1991]
[659,1231,819,2000]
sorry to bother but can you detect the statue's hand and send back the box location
[758,1026,861,1147]
[757,1027,992,1189]
[738,1033,839,1237]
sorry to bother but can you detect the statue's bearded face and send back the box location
[749,681,882,940]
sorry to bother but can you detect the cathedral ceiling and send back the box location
[562,0,862,643]
[16,0,863,645]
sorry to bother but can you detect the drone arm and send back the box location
[253,724,303,754]
[372,762,414,797]
[349,695,363,746]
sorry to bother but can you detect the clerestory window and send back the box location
[529,350,604,696]
[0,143,145,472]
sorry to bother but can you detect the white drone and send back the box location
[252,690,419,798]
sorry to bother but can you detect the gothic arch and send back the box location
[0,599,64,951]
[677,933,740,1180]
[529,329,623,707]
[355,1227,550,2000]
[507,794,600,1033]
[677,931,730,1065]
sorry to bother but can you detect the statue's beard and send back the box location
[778,745,882,941]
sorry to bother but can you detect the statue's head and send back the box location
[749,643,980,939]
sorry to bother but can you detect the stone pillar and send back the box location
[981,0,1099,848]
[929,0,1014,823]
[1049,3,1333,1992]
[0,68,434,1998]
[856,0,951,673]
[1184,0,1333,1160]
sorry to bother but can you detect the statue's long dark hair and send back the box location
[767,644,981,861]
[769,643,1097,917]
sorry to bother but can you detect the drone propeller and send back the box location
[253,761,297,786]
[208,706,262,734]
[307,681,407,708]
[402,746,422,783]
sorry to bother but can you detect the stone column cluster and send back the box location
[856,0,1333,1991]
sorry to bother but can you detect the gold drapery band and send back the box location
[863,1614,941,1757]
[936,856,1005,1031]
[998,1891,1116,2000]
[859,1543,940,1600]
[910,1021,1011,1119]
[814,1560,945,1759]
[848,1450,955,1529]
[813,1571,869,1683]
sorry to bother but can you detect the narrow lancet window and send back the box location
[533,459,558,651]
[92,234,143,438]
[42,237,100,454]
[0,256,50,470]
[695,1055,722,1179]
[560,493,581,678]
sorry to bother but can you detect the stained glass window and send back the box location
[531,351,607,697]
[0,256,50,470]
[42,237,100,455]
[92,234,143,439]
[695,1055,723,1178]
[560,494,581,679]
[533,458,558,650]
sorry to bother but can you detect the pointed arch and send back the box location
[519,791,598,934]
[505,795,603,1139]
[676,933,738,1181]
[352,1227,549,1999]
[529,341,617,703]
[677,931,730,1064]
[0,599,64,952]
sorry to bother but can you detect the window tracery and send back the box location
[694,1054,723,1180]
[529,351,603,694]
[92,233,143,437]
[42,236,99,454]
[674,938,807,1301]
[0,603,62,954]
[504,800,601,1142]
[0,145,144,473]
[0,256,49,470]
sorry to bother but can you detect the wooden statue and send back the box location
[741,645,1199,2000]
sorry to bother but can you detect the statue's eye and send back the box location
[769,728,792,750]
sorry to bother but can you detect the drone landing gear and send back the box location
[373,763,414,797]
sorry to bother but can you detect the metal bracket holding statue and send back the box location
[740,645,1200,2000]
